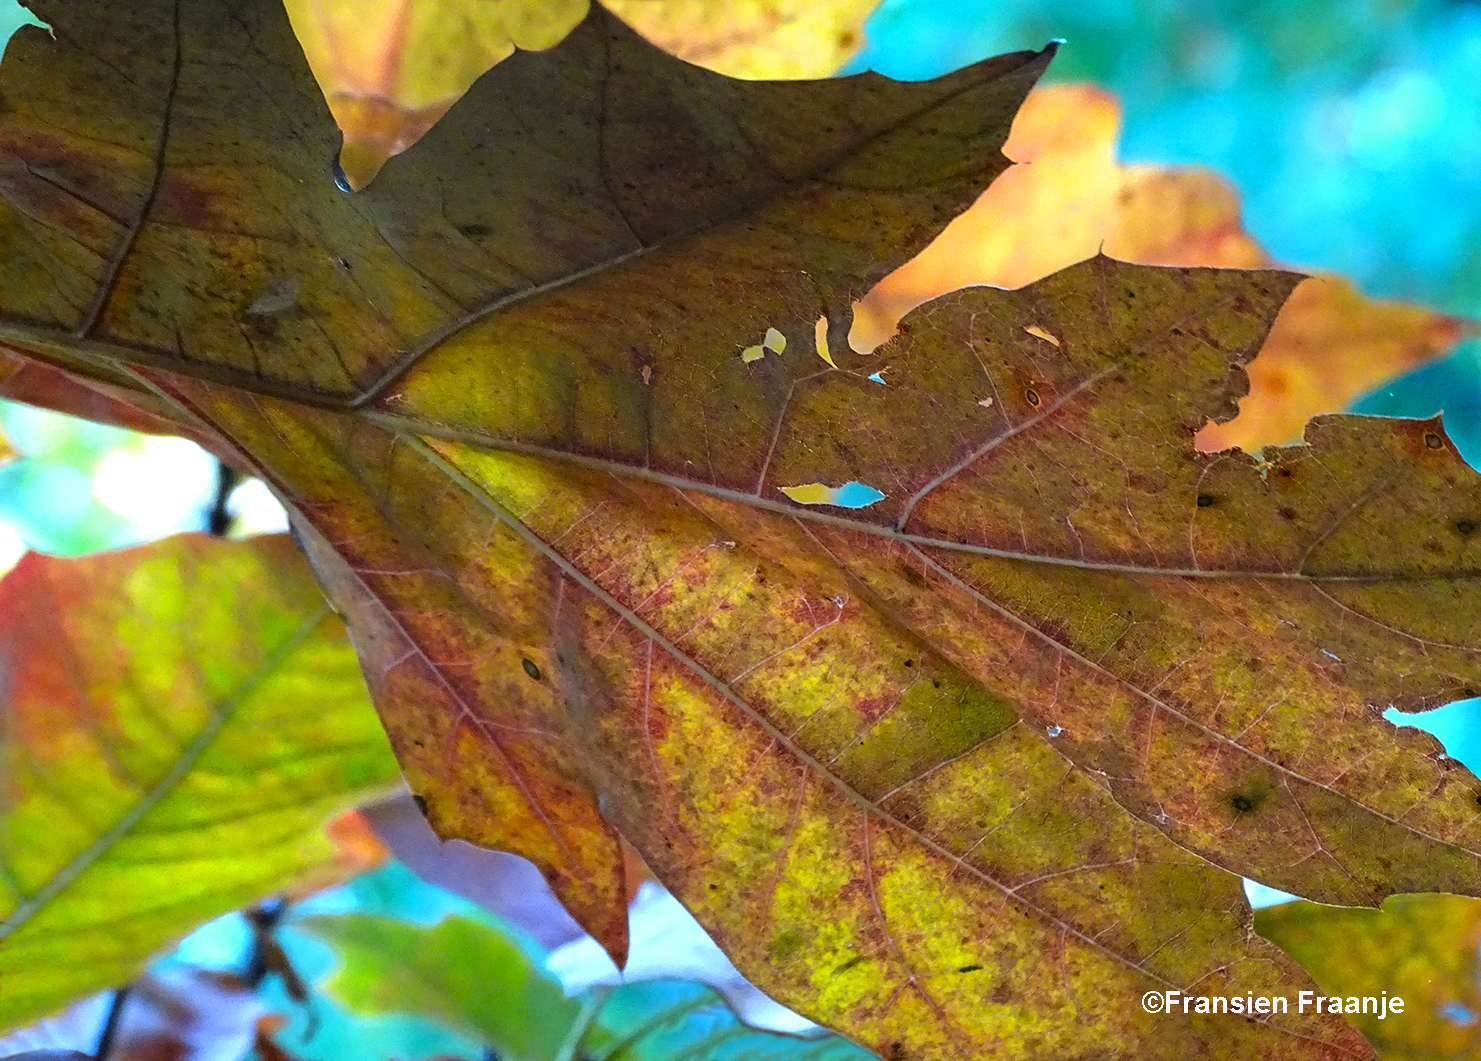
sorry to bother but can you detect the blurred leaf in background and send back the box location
[0,535,400,1031]
[1257,894,1481,1059]
[297,898,876,1061]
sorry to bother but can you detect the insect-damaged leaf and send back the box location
[0,0,1050,971]
[0,535,400,1032]
[0,0,1474,1057]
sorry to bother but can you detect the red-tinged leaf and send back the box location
[0,1,1472,1057]
[0,535,400,1031]
[0,346,202,438]
[293,516,635,964]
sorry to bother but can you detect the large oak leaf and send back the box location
[1,0,1477,1057]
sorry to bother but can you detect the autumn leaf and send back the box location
[853,83,1475,453]
[282,0,587,190]
[2,1,1479,1057]
[1257,894,1481,1059]
[0,535,400,1032]
[285,0,881,190]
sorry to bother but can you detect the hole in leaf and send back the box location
[815,316,838,368]
[1025,387,1041,407]
[1442,1003,1478,1025]
[779,481,885,508]
[1426,432,1444,449]
[1386,697,1481,775]
[1243,879,1302,908]
[1023,324,1060,347]
[741,327,787,364]
[522,657,541,680]
[868,371,886,384]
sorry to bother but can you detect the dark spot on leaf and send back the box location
[1231,794,1255,814]
[1459,520,1475,536]
[1475,792,1481,808]
[1196,494,1215,508]
[412,794,429,816]
[904,659,914,668]
[1426,433,1443,449]
[1025,387,1040,407]
[957,964,982,973]
[460,223,489,237]
[522,657,541,680]
[1279,506,1297,520]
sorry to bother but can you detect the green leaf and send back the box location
[1257,895,1481,1060]
[298,911,876,1061]
[0,534,400,1031]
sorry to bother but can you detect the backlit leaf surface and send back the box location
[0,2,1477,1057]
[0,535,400,1031]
